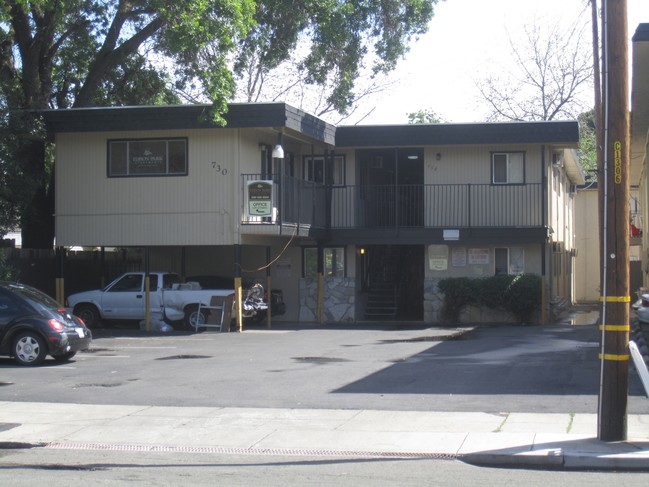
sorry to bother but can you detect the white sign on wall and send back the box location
[247,180,273,217]
[451,247,467,267]
[468,248,489,265]
[428,245,448,271]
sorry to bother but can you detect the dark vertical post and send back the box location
[325,149,333,233]
[541,145,548,324]
[144,247,150,332]
[100,247,106,288]
[266,246,272,329]
[317,243,324,324]
[181,246,186,280]
[598,0,630,442]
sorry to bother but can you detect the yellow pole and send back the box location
[56,278,64,306]
[317,272,325,324]
[266,275,272,329]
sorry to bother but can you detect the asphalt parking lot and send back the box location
[1,321,648,414]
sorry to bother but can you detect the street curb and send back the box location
[462,451,649,471]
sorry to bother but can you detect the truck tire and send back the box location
[184,305,208,330]
[74,304,101,329]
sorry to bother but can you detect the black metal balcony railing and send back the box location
[241,174,543,229]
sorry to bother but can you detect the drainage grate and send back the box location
[156,355,211,360]
[44,441,460,460]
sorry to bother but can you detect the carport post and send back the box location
[144,248,151,332]
[266,246,272,328]
[234,244,243,332]
[317,244,324,324]
[55,246,65,306]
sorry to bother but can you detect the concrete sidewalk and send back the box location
[1,401,648,471]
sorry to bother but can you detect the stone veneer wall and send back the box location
[423,278,444,323]
[299,277,356,323]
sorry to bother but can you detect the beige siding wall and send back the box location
[574,189,600,302]
[55,128,261,247]
[423,145,543,185]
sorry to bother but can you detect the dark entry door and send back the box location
[363,245,424,321]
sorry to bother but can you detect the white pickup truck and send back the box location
[66,272,235,329]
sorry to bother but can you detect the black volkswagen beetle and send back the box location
[0,282,92,366]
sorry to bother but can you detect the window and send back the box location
[492,152,524,184]
[303,247,346,278]
[108,274,143,292]
[495,247,525,275]
[108,138,188,177]
[303,155,345,186]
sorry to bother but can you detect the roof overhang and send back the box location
[335,121,580,148]
[41,103,337,147]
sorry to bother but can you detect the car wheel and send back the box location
[13,332,47,366]
[75,304,101,328]
[184,306,208,330]
[53,351,77,362]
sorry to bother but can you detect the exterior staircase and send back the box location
[364,248,400,320]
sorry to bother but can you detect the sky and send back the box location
[354,0,649,125]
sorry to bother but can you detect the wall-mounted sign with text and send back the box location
[247,180,274,217]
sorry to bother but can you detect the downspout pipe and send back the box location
[541,145,550,323]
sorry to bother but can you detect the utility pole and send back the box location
[598,0,630,442]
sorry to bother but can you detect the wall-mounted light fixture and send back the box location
[272,133,284,159]
[436,152,442,161]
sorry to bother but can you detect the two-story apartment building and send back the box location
[43,102,583,325]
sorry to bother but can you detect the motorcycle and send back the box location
[241,282,269,319]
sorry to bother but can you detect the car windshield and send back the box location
[7,284,62,312]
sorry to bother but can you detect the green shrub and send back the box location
[501,274,541,322]
[0,249,17,281]
[437,277,477,322]
[438,274,541,323]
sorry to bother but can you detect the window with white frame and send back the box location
[495,247,525,275]
[303,247,346,278]
[303,155,345,186]
[108,138,188,177]
[492,152,524,184]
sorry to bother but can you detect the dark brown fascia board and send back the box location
[41,103,578,149]
[41,102,336,146]
[335,121,580,148]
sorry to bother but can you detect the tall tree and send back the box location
[475,7,593,122]
[233,0,439,122]
[407,108,446,124]
[1,0,440,248]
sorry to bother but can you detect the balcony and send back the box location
[241,174,543,232]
